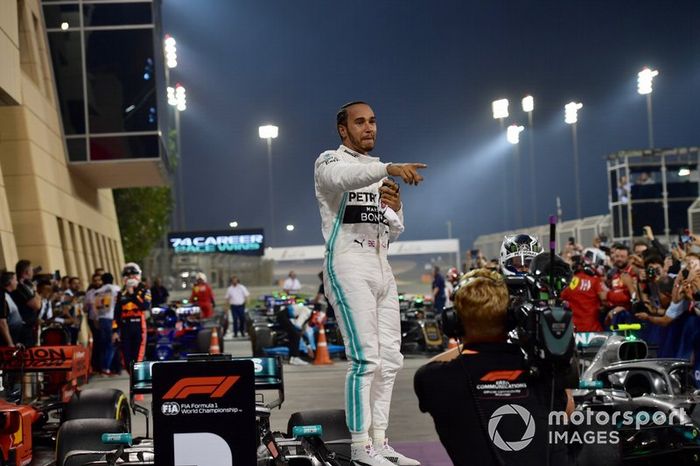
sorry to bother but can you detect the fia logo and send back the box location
[162,401,181,416]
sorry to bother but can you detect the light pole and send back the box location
[565,101,583,219]
[167,83,187,229]
[637,67,658,149]
[507,125,525,228]
[492,98,509,228]
[522,96,536,225]
[259,125,279,245]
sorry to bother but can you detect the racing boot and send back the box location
[351,441,396,466]
[374,439,421,466]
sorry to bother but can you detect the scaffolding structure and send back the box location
[607,147,700,243]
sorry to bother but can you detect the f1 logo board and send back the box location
[153,359,255,465]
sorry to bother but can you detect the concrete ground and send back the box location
[87,335,452,465]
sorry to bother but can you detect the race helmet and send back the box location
[446,267,460,285]
[580,247,607,276]
[499,234,542,276]
[121,262,142,277]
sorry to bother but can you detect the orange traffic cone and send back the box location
[447,338,459,350]
[313,325,333,365]
[209,328,221,354]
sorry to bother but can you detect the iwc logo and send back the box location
[162,401,181,416]
[488,404,535,451]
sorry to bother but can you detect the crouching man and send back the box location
[414,269,571,466]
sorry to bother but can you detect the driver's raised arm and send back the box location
[314,152,388,193]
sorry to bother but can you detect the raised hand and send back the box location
[387,163,427,185]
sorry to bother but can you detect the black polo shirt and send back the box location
[414,342,570,466]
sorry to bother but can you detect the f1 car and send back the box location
[248,295,344,360]
[399,294,444,354]
[574,326,700,464]
[146,301,226,360]
[0,340,128,466]
[54,354,354,465]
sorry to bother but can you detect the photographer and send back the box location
[414,269,570,466]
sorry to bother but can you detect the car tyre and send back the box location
[56,418,126,466]
[62,388,130,432]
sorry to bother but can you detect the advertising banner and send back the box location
[168,229,265,255]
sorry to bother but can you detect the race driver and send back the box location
[314,101,426,466]
[113,263,151,374]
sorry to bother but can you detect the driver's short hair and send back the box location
[453,269,509,339]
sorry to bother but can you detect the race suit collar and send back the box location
[339,145,380,162]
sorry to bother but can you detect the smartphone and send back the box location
[568,237,575,245]
[672,241,678,249]
[470,249,479,260]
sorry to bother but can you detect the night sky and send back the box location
[162,0,700,248]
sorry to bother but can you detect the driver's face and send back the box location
[339,104,376,154]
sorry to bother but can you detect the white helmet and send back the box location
[582,247,606,268]
[499,234,542,276]
[121,262,142,278]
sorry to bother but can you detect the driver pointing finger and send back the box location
[314,101,424,466]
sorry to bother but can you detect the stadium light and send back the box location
[521,95,534,113]
[506,125,524,145]
[638,67,659,149]
[174,84,186,111]
[258,125,279,139]
[492,99,509,120]
[637,68,658,95]
[679,168,691,177]
[167,84,187,111]
[286,224,295,232]
[564,102,582,125]
[60,22,69,30]
[229,221,238,228]
[164,35,178,69]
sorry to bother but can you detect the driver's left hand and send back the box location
[380,178,401,212]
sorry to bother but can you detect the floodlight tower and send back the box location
[259,125,279,245]
[637,67,659,149]
[565,102,583,219]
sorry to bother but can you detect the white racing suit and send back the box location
[314,144,405,440]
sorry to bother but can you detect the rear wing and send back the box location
[0,345,89,379]
[130,356,284,408]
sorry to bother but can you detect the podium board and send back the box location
[152,359,256,465]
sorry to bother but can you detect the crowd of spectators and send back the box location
[0,260,170,378]
[466,225,700,368]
